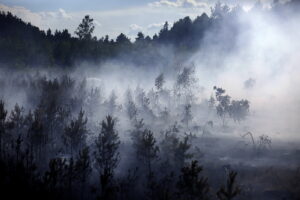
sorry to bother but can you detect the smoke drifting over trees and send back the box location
[0,1,300,200]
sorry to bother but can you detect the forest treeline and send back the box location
[0,0,299,68]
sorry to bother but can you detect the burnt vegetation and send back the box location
[0,69,298,200]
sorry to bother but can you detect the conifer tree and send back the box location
[217,170,241,200]
[94,115,120,199]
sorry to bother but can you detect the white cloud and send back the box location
[129,24,143,31]
[149,0,209,9]
[39,8,72,20]
[58,8,72,19]
[0,4,43,26]
[147,22,164,30]
[182,0,208,8]
[149,0,181,7]
[0,3,79,34]
[0,4,74,29]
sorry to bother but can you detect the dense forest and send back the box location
[0,1,300,200]
[0,0,299,69]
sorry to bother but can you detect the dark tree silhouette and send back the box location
[0,100,7,158]
[174,136,193,170]
[118,168,139,200]
[63,109,88,155]
[75,15,95,40]
[28,107,45,161]
[94,115,120,199]
[228,100,249,123]
[214,86,231,126]
[116,33,131,45]
[161,129,192,171]
[134,129,159,174]
[217,170,241,200]
[75,147,91,199]
[155,73,165,91]
[44,157,69,197]
[9,103,25,134]
[125,89,138,122]
[182,104,193,129]
[177,160,210,200]
[214,86,250,125]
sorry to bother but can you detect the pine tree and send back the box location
[63,109,88,155]
[214,86,230,127]
[174,136,193,170]
[75,15,95,40]
[27,108,45,161]
[9,103,25,136]
[0,100,7,157]
[217,170,241,200]
[94,115,120,199]
[177,160,210,200]
[135,129,159,174]
[75,147,91,199]
[155,73,165,91]
[182,104,192,129]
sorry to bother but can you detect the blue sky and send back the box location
[0,0,156,11]
[0,0,263,39]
